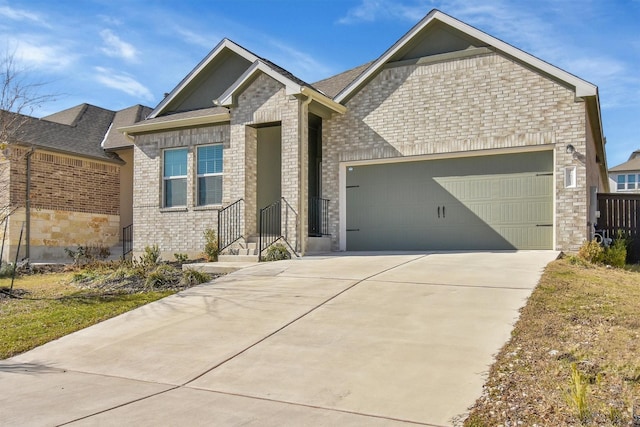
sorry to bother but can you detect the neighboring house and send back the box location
[609,150,640,193]
[120,9,609,258]
[0,103,150,263]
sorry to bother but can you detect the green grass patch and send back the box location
[0,273,173,359]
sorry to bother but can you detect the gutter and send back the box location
[25,148,34,260]
[118,112,231,136]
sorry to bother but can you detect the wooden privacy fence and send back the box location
[597,193,640,263]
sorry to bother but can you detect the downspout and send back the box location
[299,93,312,256]
[25,148,34,260]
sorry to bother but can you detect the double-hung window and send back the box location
[163,148,187,207]
[197,144,223,205]
[617,174,639,191]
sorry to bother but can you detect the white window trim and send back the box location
[564,166,577,188]
[616,173,640,191]
[196,143,223,206]
[163,147,188,208]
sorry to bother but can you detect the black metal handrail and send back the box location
[218,199,244,253]
[122,224,133,258]
[309,197,330,237]
[259,199,281,260]
[259,197,299,261]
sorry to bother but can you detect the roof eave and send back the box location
[118,112,231,136]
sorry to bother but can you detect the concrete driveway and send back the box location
[0,251,557,426]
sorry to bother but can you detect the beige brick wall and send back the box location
[324,52,588,251]
[133,125,229,259]
[133,73,304,256]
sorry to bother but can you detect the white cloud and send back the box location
[174,27,219,49]
[266,39,333,81]
[337,0,429,24]
[0,5,49,26]
[94,67,154,101]
[99,29,138,62]
[10,38,75,70]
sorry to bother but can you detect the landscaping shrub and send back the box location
[263,243,291,262]
[140,244,161,266]
[577,240,603,264]
[64,244,111,265]
[181,269,211,286]
[203,229,218,262]
[0,262,15,278]
[144,264,180,289]
[174,253,189,264]
[601,235,627,268]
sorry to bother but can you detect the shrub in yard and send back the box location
[144,264,180,289]
[601,234,627,268]
[0,262,15,278]
[577,240,603,264]
[140,244,161,266]
[174,253,189,264]
[203,229,218,262]
[263,243,291,262]
[181,269,211,286]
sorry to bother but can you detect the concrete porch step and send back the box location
[183,261,258,274]
[218,254,259,263]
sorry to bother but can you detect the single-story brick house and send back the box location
[0,103,150,262]
[120,9,609,258]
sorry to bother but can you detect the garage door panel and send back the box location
[346,151,553,251]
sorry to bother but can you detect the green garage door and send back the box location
[346,151,553,250]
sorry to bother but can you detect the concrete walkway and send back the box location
[0,251,558,426]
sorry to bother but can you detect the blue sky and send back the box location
[1,0,638,167]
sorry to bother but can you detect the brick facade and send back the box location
[0,146,121,262]
[133,124,230,258]
[133,74,303,257]
[9,146,120,215]
[323,52,590,251]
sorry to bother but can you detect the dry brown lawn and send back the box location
[465,258,640,426]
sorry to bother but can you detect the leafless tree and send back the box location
[0,50,55,222]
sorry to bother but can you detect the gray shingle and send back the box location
[312,62,373,99]
[103,105,153,150]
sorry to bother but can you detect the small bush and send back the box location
[140,244,161,266]
[263,243,291,262]
[144,264,180,289]
[64,244,111,265]
[203,229,218,262]
[601,235,627,268]
[566,363,590,424]
[577,240,603,264]
[174,253,189,264]
[181,269,211,286]
[0,262,16,278]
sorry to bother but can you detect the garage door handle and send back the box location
[442,206,445,218]
[346,228,360,232]
[536,224,553,227]
[437,206,440,218]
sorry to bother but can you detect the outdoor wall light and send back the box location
[566,144,575,154]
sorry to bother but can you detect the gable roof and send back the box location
[610,150,640,172]
[102,104,153,150]
[149,39,260,119]
[334,9,598,103]
[5,103,149,162]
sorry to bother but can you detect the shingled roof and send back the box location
[610,150,640,172]
[312,62,373,99]
[7,103,150,163]
[102,105,153,150]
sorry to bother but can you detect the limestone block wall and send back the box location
[324,52,588,251]
[133,124,230,259]
[1,207,119,262]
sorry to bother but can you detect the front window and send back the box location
[628,174,636,190]
[197,144,223,205]
[617,175,625,191]
[163,148,187,207]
